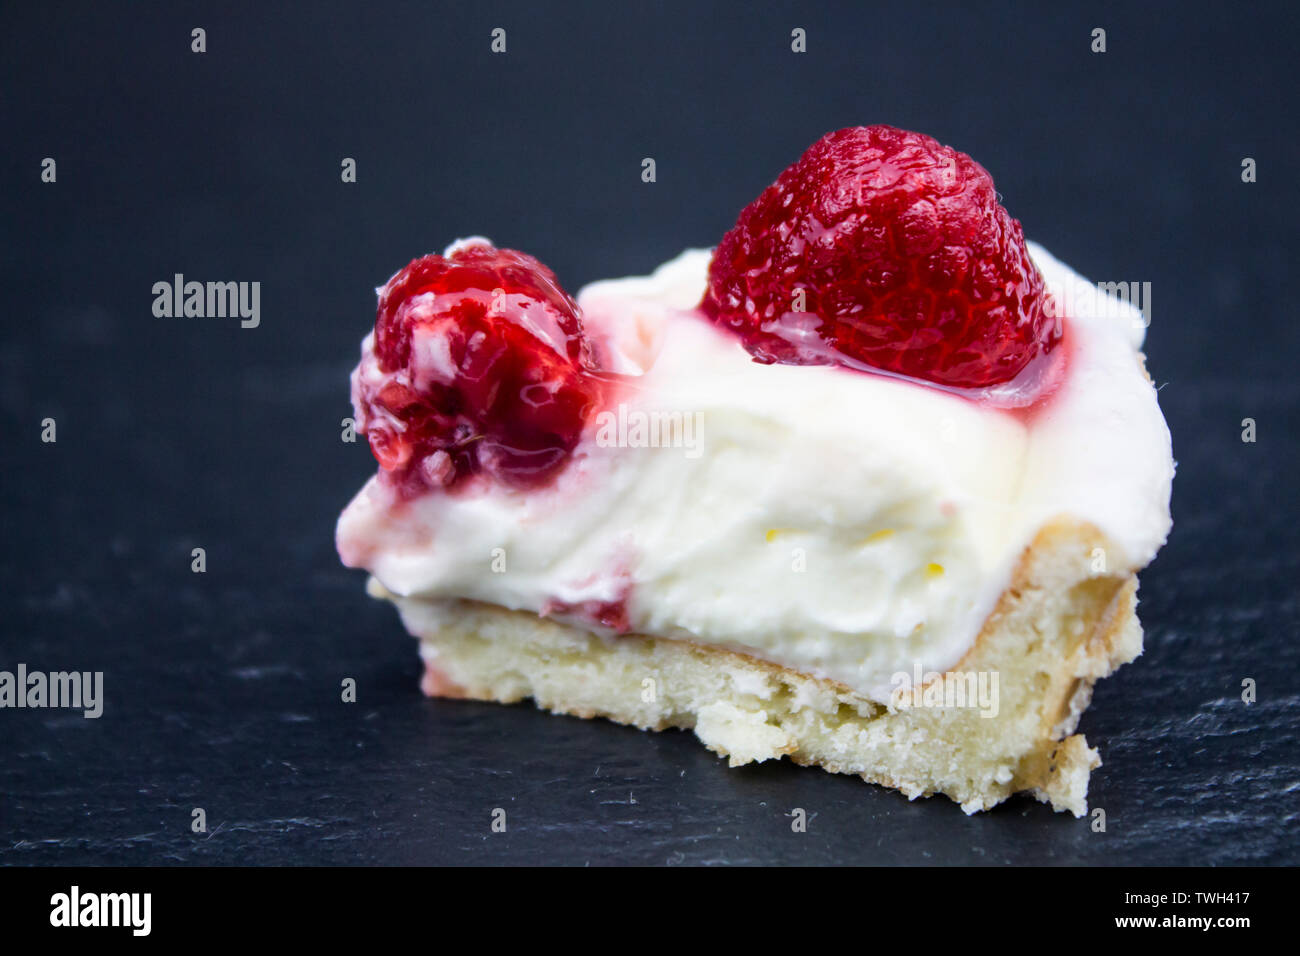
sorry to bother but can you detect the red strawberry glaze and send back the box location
[702,126,1062,396]
[541,594,632,634]
[540,561,634,634]
[980,310,1072,425]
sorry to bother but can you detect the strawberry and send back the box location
[701,125,1059,390]
[357,240,599,491]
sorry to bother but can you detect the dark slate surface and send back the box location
[2,2,1297,865]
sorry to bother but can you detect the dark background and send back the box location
[2,1,1298,865]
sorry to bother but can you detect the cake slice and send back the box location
[337,126,1173,814]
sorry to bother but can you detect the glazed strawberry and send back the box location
[701,125,1059,389]
[357,240,599,491]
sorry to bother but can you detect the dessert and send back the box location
[337,126,1174,814]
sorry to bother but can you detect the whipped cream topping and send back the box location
[338,241,1174,702]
